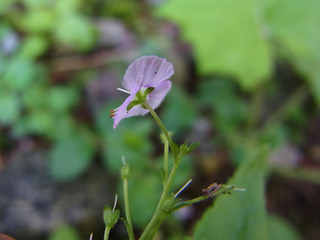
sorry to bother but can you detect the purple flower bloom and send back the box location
[112,56,174,129]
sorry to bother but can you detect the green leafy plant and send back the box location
[158,0,320,104]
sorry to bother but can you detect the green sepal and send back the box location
[127,99,142,111]
[179,143,189,156]
[160,167,166,186]
[144,87,155,96]
[187,142,200,153]
[171,142,180,161]
[126,87,155,112]
[121,164,130,179]
[103,205,120,229]
[160,131,174,144]
[179,142,201,158]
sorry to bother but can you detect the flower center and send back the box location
[126,87,155,112]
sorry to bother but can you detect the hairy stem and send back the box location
[163,137,169,184]
[123,177,134,238]
[142,101,172,146]
[104,227,110,240]
[140,161,180,240]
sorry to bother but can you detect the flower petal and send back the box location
[123,56,174,91]
[146,80,172,110]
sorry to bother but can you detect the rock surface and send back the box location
[0,148,113,239]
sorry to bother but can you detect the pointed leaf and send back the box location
[192,146,269,240]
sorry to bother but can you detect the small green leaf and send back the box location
[23,85,47,109]
[179,142,200,157]
[170,142,179,160]
[20,35,48,58]
[48,86,79,112]
[23,110,55,134]
[103,205,120,229]
[54,15,96,50]
[179,143,189,155]
[0,92,20,124]
[192,146,269,240]
[48,225,81,240]
[55,0,81,15]
[49,134,94,181]
[20,9,55,33]
[187,142,200,153]
[3,58,36,90]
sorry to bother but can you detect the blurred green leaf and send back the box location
[48,86,79,112]
[0,55,7,76]
[158,0,272,90]
[161,87,197,136]
[49,133,94,180]
[23,0,52,8]
[103,0,140,27]
[25,110,55,134]
[268,215,301,240]
[55,0,81,15]
[13,113,75,138]
[192,146,269,240]
[125,173,162,227]
[266,0,320,105]
[0,92,20,124]
[103,205,120,229]
[23,85,47,109]
[198,79,248,134]
[19,9,55,33]
[260,124,288,149]
[3,58,35,90]
[0,0,15,15]
[96,101,153,171]
[48,225,81,240]
[20,35,48,58]
[54,15,96,50]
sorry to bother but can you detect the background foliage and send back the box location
[0,0,319,239]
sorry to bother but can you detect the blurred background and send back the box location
[0,0,319,239]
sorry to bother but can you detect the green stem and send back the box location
[104,227,110,240]
[163,138,169,184]
[140,159,181,240]
[173,184,239,212]
[124,177,134,234]
[122,166,135,240]
[139,101,182,239]
[143,101,172,146]
[122,218,135,240]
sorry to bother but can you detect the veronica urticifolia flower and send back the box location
[111,56,174,128]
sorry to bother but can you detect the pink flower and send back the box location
[111,56,174,129]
